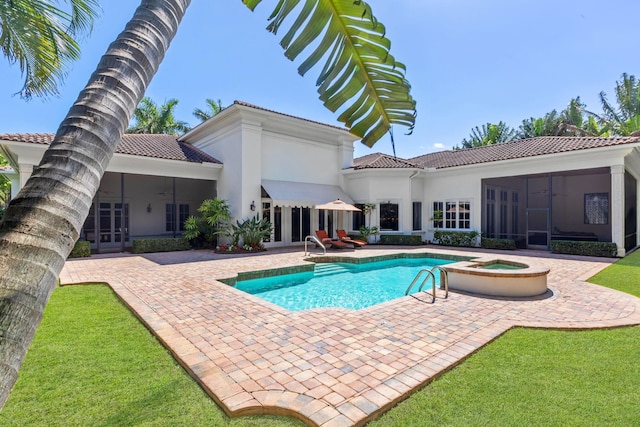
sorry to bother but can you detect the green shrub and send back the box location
[550,240,618,257]
[379,234,423,245]
[481,237,516,250]
[68,240,91,258]
[359,225,379,243]
[183,198,231,248]
[132,237,190,254]
[231,215,272,247]
[433,230,480,247]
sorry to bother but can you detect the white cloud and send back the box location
[433,143,445,149]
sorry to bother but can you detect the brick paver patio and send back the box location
[60,245,640,426]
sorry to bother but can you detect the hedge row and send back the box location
[68,240,91,258]
[550,240,618,257]
[481,237,516,250]
[132,237,191,254]
[379,234,423,245]
[433,230,480,247]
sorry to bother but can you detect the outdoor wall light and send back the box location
[146,203,152,213]
[250,201,256,211]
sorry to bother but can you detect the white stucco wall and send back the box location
[344,169,422,234]
[421,146,636,251]
[183,103,359,232]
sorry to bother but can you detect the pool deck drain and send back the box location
[60,246,640,426]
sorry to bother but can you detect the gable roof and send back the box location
[408,136,640,169]
[352,152,421,169]
[231,100,350,132]
[0,133,221,164]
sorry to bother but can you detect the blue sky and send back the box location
[0,0,638,159]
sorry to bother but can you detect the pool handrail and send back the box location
[406,266,449,303]
[304,235,326,256]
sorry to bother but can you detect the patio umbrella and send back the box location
[314,199,361,211]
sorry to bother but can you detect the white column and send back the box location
[19,163,34,187]
[9,174,20,199]
[610,165,625,257]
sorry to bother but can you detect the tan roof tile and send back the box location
[409,136,640,169]
[352,152,421,169]
[0,133,221,164]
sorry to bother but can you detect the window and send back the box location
[165,204,176,232]
[380,203,399,231]
[352,203,365,231]
[291,207,311,242]
[458,201,471,229]
[178,204,189,231]
[412,202,422,231]
[262,202,271,242]
[499,191,508,237]
[445,201,456,229]
[511,192,519,236]
[434,200,471,230]
[166,204,189,232]
[485,189,495,237]
[273,206,282,242]
[432,201,443,229]
[584,193,608,225]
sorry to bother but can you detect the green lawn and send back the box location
[1,251,639,426]
[0,285,303,427]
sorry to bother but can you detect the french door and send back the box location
[98,202,130,249]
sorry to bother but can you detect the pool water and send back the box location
[479,263,525,270]
[235,257,452,311]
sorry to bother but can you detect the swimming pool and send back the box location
[235,257,452,311]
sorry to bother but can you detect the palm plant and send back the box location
[232,215,272,248]
[0,0,416,406]
[127,97,191,134]
[183,199,232,248]
[193,98,224,122]
[597,73,640,136]
[460,122,517,148]
[517,111,564,139]
[561,97,610,137]
[0,0,100,98]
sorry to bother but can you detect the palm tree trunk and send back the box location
[0,0,190,407]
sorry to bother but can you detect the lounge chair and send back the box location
[315,230,348,249]
[336,229,367,247]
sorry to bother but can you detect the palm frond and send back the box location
[0,0,100,98]
[243,0,416,147]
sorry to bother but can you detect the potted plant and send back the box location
[359,225,379,244]
[359,203,379,243]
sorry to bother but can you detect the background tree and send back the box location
[193,98,224,122]
[126,97,191,134]
[517,110,564,139]
[0,0,100,98]
[560,97,609,137]
[459,121,517,148]
[0,154,10,219]
[0,0,416,406]
[596,73,640,136]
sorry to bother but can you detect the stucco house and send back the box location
[2,101,639,256]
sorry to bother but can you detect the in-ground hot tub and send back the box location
[444,257,549,297]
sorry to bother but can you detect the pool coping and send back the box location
[59,246,640,426]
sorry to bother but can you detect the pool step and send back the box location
[314,263,351,277]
